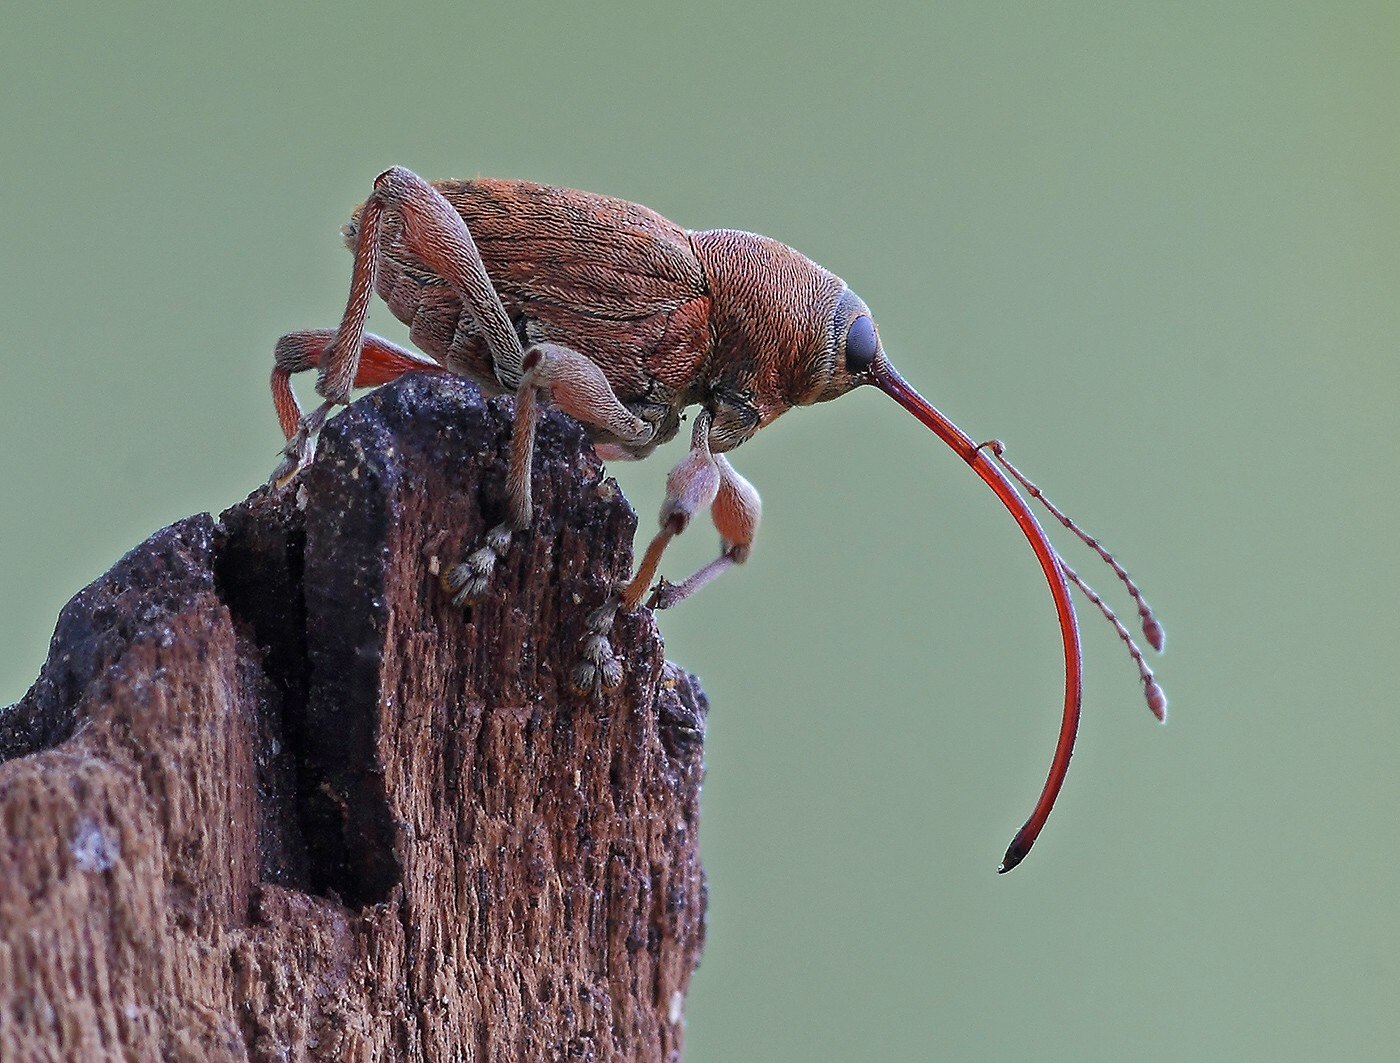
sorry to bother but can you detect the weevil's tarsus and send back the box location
[976,439,1165,654]
[649,544,742,610]
[442,528,511,607]
[271,401,332,486]
[869,360,1082,874]
[271,331,448,484]
[570,598,625,700]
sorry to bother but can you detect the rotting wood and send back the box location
[0,374,708,1061]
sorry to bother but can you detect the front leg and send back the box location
[619,410,721,611]
[564,410,723,697]
[648,452,762,609]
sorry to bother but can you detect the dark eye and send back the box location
[845,315,878,373]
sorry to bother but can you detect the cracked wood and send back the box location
[0,374,709,1062]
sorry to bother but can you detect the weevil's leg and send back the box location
[315,196,384,407]
[648,453,762,609]
[573,596,626,697]
[370,167,527,390]
[270,189,387,484]
[275,166,528,483]
[271,329,444,442]
[271,402,332,486]
[438,372,543,606]
[442,342,655,608]
[272,362,307,443]
[566,411,720,698]
[619,411,721,611]
[271,331,443,485]
[508,342,660,530]
[360,169,587,599]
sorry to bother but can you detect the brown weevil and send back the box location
[270,166,1167,871]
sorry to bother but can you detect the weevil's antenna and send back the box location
[1058,561,1168,723]
[977,440,1165,654]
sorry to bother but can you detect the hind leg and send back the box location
[272,166,526,483]
[270,330,444,482]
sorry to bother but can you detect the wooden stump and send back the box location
[0,375,709,1061]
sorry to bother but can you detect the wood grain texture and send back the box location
[0,374,709,1061]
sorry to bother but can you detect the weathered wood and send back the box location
[0,375,708,1061]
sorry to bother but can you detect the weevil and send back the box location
[269,166,1167,871]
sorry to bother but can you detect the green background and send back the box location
[2,2,1395,1059]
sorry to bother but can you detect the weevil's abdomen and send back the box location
[348,179,715,411]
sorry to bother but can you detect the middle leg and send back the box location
[442,341,657,606]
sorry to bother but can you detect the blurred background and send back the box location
[1,2,1395,1058]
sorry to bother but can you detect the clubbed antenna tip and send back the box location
[1143,616,1166,654]
[979,439,1169,719]
[1058,560,1166,723]
[980,439,1167,659]
[1145,677,1168,724]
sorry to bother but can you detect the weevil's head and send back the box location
[690,230,888,418]
[800,286,888,405]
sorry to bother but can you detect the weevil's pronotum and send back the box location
[270,167,1167,871]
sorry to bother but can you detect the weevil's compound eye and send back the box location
[845,315,879,374]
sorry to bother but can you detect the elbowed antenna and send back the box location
[870,359,1082,873]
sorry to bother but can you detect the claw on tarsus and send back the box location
[442,525,514,607]
[568,596,625,698]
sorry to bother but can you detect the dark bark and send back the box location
[0,375,708,1061]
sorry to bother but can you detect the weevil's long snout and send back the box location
[870,358,1082,873]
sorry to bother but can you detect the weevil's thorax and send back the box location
[689,229,848,428]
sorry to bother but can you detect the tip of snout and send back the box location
[998,829,1033,874]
